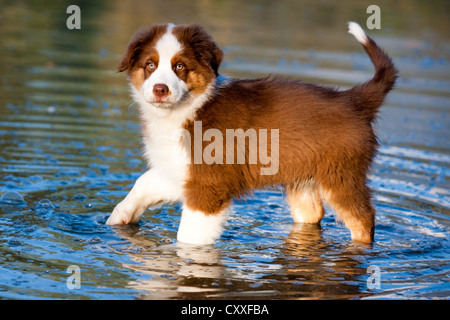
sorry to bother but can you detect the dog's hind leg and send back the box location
[286,180,325,224]
[321,181,375,243]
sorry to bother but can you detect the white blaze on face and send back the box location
[142,25,189,107]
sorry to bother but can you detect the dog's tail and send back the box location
[346,22,397,122]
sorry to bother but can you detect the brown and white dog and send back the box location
[106,22,397,245]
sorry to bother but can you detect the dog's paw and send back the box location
[106,201,141,225]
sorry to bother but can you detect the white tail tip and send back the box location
[348,21,368,44]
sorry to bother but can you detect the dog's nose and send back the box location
[153,83,169,97]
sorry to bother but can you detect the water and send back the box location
[0,0,449,300]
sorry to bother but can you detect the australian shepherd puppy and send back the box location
[106,22,397,245]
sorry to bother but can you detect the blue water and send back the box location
[0,0,449,299]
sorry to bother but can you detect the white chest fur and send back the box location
[132,83,215,199]
[140,106,190,186]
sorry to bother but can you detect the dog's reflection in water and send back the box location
[111,226,224,299]
[111,222,371,299]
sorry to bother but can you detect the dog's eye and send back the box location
[147,61,156,70]
[175,63,184,71]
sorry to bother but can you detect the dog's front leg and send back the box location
[106,170,178,225]
[177,206,228,245]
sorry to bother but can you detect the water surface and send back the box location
[0,0,449,300]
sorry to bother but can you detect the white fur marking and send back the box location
[106,169,183,225]
[110,23,219,232]
[141,27,188,106]
[348,22,368,44]
[177,206,228,245]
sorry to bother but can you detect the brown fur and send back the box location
[183,77,382,242]
[119,24,397,243]
[119,24,223,95]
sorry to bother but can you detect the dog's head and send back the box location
[118,24,223,109]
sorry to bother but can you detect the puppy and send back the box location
[106,22,397,245]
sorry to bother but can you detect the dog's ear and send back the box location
[117,36,141,73]
[118,24,168,73]
[191,24,223,76]
[206,35,224,76]
[175,24,224,76]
